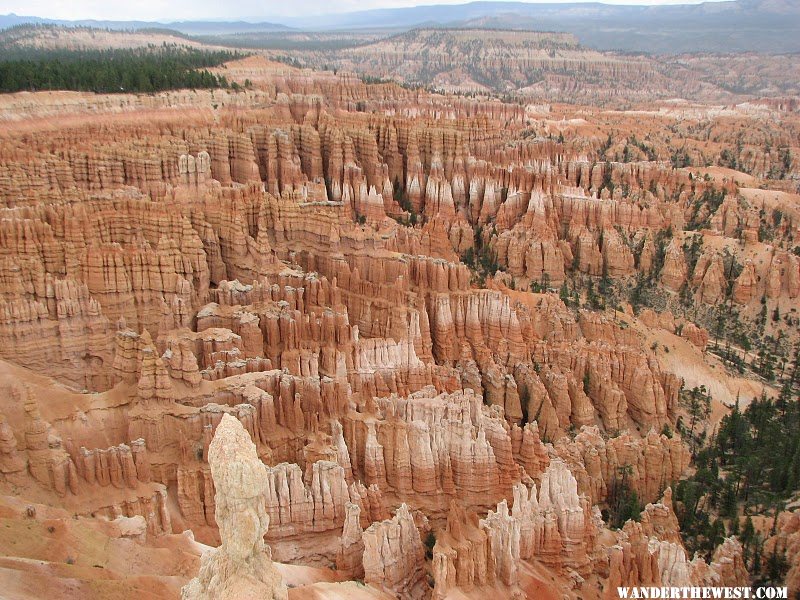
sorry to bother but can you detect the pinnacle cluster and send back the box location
[0,53,797,599]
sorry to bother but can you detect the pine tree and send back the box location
[741,516,755,547]
[729,514,740,536]
[721,481,738,518]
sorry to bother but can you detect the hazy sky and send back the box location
[2,0,725,21]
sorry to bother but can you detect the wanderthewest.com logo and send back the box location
[616,588,788,599]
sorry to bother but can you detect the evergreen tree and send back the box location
[0,46,241,93]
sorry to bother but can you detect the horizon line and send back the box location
[1,0,738,25]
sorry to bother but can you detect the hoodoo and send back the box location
[182,414,288,600]
[0,17,796,600]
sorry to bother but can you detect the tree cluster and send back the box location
[0,46,242,93]
[603,464,643,529]
[674,389,799,583]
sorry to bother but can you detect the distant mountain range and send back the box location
[2,0,799,53]
[0,15,291,35]
[280,0,798,30]
[278,0,800,52]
